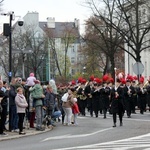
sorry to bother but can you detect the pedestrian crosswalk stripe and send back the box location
[52,133,150,150]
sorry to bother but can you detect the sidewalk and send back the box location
[0,127,53,141]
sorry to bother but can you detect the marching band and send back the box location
[58,74,150,127]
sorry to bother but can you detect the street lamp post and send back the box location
[2,12,14,132]
[2,12,24,131]
[8,13,13,83]
[2,12,24,81]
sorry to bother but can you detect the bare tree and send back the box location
[45,22,79,81]
[61,22,79,80]
[83,0,150,78]
[81,18,108,75]
[87,0,150,62]
[82,8,123,78]
[13,26,47,79]
[44,27,62,77]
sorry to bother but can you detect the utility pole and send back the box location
[9,13,13,83]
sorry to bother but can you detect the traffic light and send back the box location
[3,23,10,36]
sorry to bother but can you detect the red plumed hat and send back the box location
[89,75,94,81]
[103,74,109,82]
[121,78,126,84]
[71,80,76,85]
[78,77,83,83]
[81,79,87,84]
[133,76,138,81]
[109,77,114,83]
[139,76,144,83]
[94,78,102,84]
[126,74,133,82]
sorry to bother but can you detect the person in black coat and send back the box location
[101,82,111,119]
[0,80,9,135]
[77,83,87,116]
[110,79,125,127]
[123,80,135,118]
[145,81,150,111]
[91,83,101,117]
[84,80,93,117]
[43,85,56,127]
[136,82,147,114]
[9,78,18,131]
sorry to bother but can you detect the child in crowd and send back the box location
[26,73,36,87]
[72,100,80,125]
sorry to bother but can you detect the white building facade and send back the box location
[13,12,81,80]
[124,1,150,80]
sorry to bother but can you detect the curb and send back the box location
[0,128,53,141]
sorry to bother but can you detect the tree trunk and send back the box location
[52,48,62,76]
[64,48,67,81]
[110,57,115,80]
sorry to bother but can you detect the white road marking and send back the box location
[42,128,113,142]
[124,118,150,122]
[52,133,150,150]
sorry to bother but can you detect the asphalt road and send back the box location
[1,111,150,150]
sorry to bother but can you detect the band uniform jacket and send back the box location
[110,86,125,114]
[101,86,111,109]
[84,85,92,99]
[123,85,135,110]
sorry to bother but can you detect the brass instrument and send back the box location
[143,80,149,88]
[79,94,87,100]
[84,81,89,87]
[76,86,81,91]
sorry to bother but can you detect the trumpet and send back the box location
[76,86,81,91]
[143,80,149,88]
[84,81,89,87]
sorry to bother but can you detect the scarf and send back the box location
[17,93,25,100]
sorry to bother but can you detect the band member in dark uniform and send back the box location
[146,80,150,111]
[91,83,101,117]
[77,80,87,116]
[124,79,135,118]
[101,82,111,119]
[110,79,125,127]
[136,78,147,114]
[84,80,93,117]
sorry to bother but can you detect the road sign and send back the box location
[8,72,12,77]
[133,62,144,75]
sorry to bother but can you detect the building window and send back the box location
[72,69,75,75]
[71,57,75,64]
[72,46,75,52]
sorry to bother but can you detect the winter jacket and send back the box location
[9,85,17,106]
[44,91,55,109]
[29,84,43,99]
[15,93,28,113]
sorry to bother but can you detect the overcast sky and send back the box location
[0,0,91,33]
